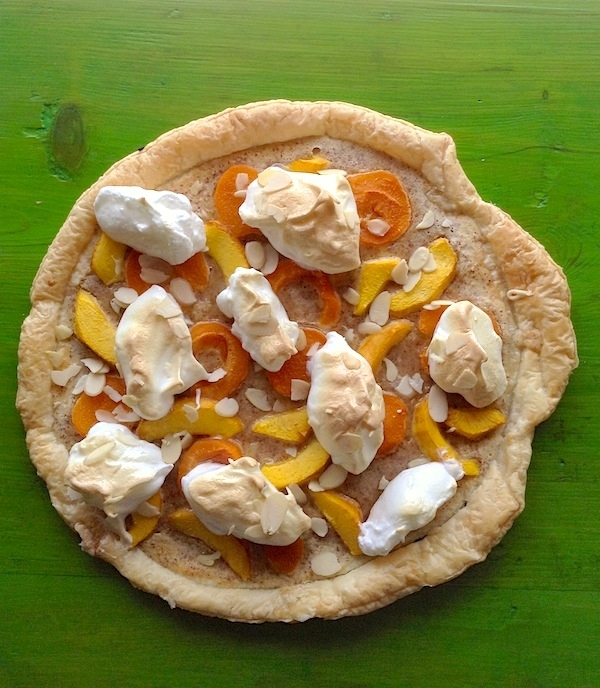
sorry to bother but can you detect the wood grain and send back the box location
[2,1,598,686]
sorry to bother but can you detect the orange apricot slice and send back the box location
[128,491,162,548]
[262,538,305,574]
[213,164,260,238]
[311,491,363,556]
[377,393,408,456]
[177,437,244,486]
[71,374,128,436]
[266,327,326,397]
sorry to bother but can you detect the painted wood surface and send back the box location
[1,1,598,686]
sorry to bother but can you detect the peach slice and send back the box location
[261,438,329,489]
[137,397,243,442]
[389,237,457,317]
[445,406,506,441]
[311,490,363,556]
[128,491,162,548]
[168,508,251,580]
[91,233,127,285]
[357,319,413,374]
[73,289,117,365]
[251,406,312,444]
[205,220,249,280]
[286,156,330,172]
[354,257,400,316]
[412,397,480,476]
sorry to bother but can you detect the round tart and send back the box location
[17,100,577,622]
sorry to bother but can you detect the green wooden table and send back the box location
[2,1,598,686]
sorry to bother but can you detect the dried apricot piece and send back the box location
[213,164,260,238]
[262,538,305,574]
[286,156,330,172]
[377,393,408,456]
[177,437,243,486]
[417,304,451,337]
[348,170,411,247]
[190,321,250,400]
[267,259,341,328]
[71,374,128,436]
[266,327,326,397]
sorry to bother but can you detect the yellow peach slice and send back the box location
[128,491,162,548]
[73,289,117,365]
[357,319,413,374]
[168,508,251,580]
[137,397,243,441]
[445,406,506,441]
[412,397,480,476]
[286,156,330,172]
[389,237,457,317]
[311,490,363,556]
[261,438,330,490]
[91,232,127,285]
[205,220,249,280]
[354,257,400,316]
[251,406,312,444]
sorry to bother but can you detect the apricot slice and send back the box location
[412,397,479,476]
[73,289,117,365]
[389,238,457,317]
[213,164,260,238]
[417,303,451,337]
[128,491,162,548]
[190,321,250,400]
[177,437,243,486]
[71,374,128,436]
[205,220,249,279]
[311,490,363,556]
[445,406,506,441]
[266,327,327,397]
[377,393,408,456]
[262,538,305,574]
[252,406,312,444]
[91,233,126,285]
[354,257,400,316]
[168,508,251,580]
[137,397,243,442]
[261,438,330,489]
[357,319,413,374]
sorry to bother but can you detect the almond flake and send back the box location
[197,551,221,566]
[416,209,435,229]
[189,180,202,195]
[507,288,533,301]
[378,475,390,490]
[84,372,107,397]
[383,357,399,382]
[140,266,170,284]
[287,483,307,504]
[83,441,115,466]
[261,491,289,535]
[290,379,310,402]
[368,291,391,326]
[46,350,66,368]
[207,367,227,383]
[306,341,321,357]
[161,434,183,464]
[55,324,73,341]
[95,409,118,424]
[235,172,250,191]
[82,357,109,374]
[72,374,88,396]
[408,457,431,468]
[409,373,425,393]
[245,241,266,270]
[402,270,422,293]
[284,446,298,457]
[245,387,272,411]
[311,517,329,537]
[113,287,138,306]
[391,259,409,285]
[423,299,455,310]
[428,385,449,423]
[441,218,453,228]
[310,551,342,577]
[357,321,382,335]
[260,243,279,275]
[446,331,471,355]
[168,318,190,339]
[183,403,200,423]
[155,297,181,319]
[112,405,141,423]
[395,375,416,398]
[318,463,348,490]
[214,397,239,417]
[262,169,292,193]
[103,385,123,403]
[295,329,308,351]
[308,480,325,493]
[50,363,82,387]
[342,287,360,306]
[169,277,197,306]
[135,501,160,517]
[366,217,390,237]
[422,251,437,273]
[408,246,431,272]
